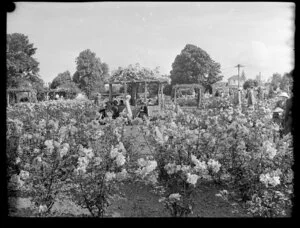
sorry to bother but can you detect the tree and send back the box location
[73,49,109,98]
[243,79,259,90]
[280,70,293,93]
[270,73,282,90]
[51,71,72,89]
[51,71,80,98]
[7,33,40,88]
[170,44,223,88]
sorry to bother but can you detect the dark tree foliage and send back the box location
[7,33,41,88]
[243,79,259,90]
[170,44,223,88]
[73,49,109,98]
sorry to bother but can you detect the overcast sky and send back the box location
[7,2,295,83]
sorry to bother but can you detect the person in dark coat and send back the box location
[118,100,126,114]
[112,100,120,119]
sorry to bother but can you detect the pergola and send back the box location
[45,88,78,99]
[173,84,205,108]
[7,88,35,106]
[106,78,169,108]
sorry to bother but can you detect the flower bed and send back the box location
[7,97,293,217]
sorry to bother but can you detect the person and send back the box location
[118,100,126,114]
[233,88,242,107]
[112,100,119,119]
[273,107,284,127]
[124,95,133,123]
[95,93,101,106]
[257,86,264,100]
[283,96,292,135]
[275,92,289,109]
[246,87,256,107]
[99,101,109,120]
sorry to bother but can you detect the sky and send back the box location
[7,2,295,84]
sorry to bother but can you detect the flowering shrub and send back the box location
[7,95,293,217]
[137,95,293,217]
[68,117,130,217]
[6,100,131,217]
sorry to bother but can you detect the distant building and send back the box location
[227,75,246,87]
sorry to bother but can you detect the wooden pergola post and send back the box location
[131,82,137,106]
[161,83,164,109]
[109,83,113,102]
[157,83,161,110]
[197,88,201,108]
[144,81,148,105]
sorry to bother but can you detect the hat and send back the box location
[273,107,284,113]
[278,92,289,98]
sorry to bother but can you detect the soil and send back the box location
[8,180,251,217]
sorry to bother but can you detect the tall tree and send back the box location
[243,79,259,90]
[280,70,293,93]
[170,44,223,88]
[73,49,109,98]
[270,73,282,90]
[51,71,72,89]
[7,33,40,88]
[51,70,80,98]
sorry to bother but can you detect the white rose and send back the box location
[186,173,199,186]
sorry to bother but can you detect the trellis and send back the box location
[7,88,35,106]
[45,88,78,100]
[106,78,169,110]
[172,84,205,108]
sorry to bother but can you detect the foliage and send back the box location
[50,71,72,89]
[6,100,130,217]
[73,49,109,98]
[133,94,293,217]
[7,33,40,88]
[279,71,293,93]
[270,73,282,91]
[170,44,223,88]
[243,79,259,90]
[7,92,293,217]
